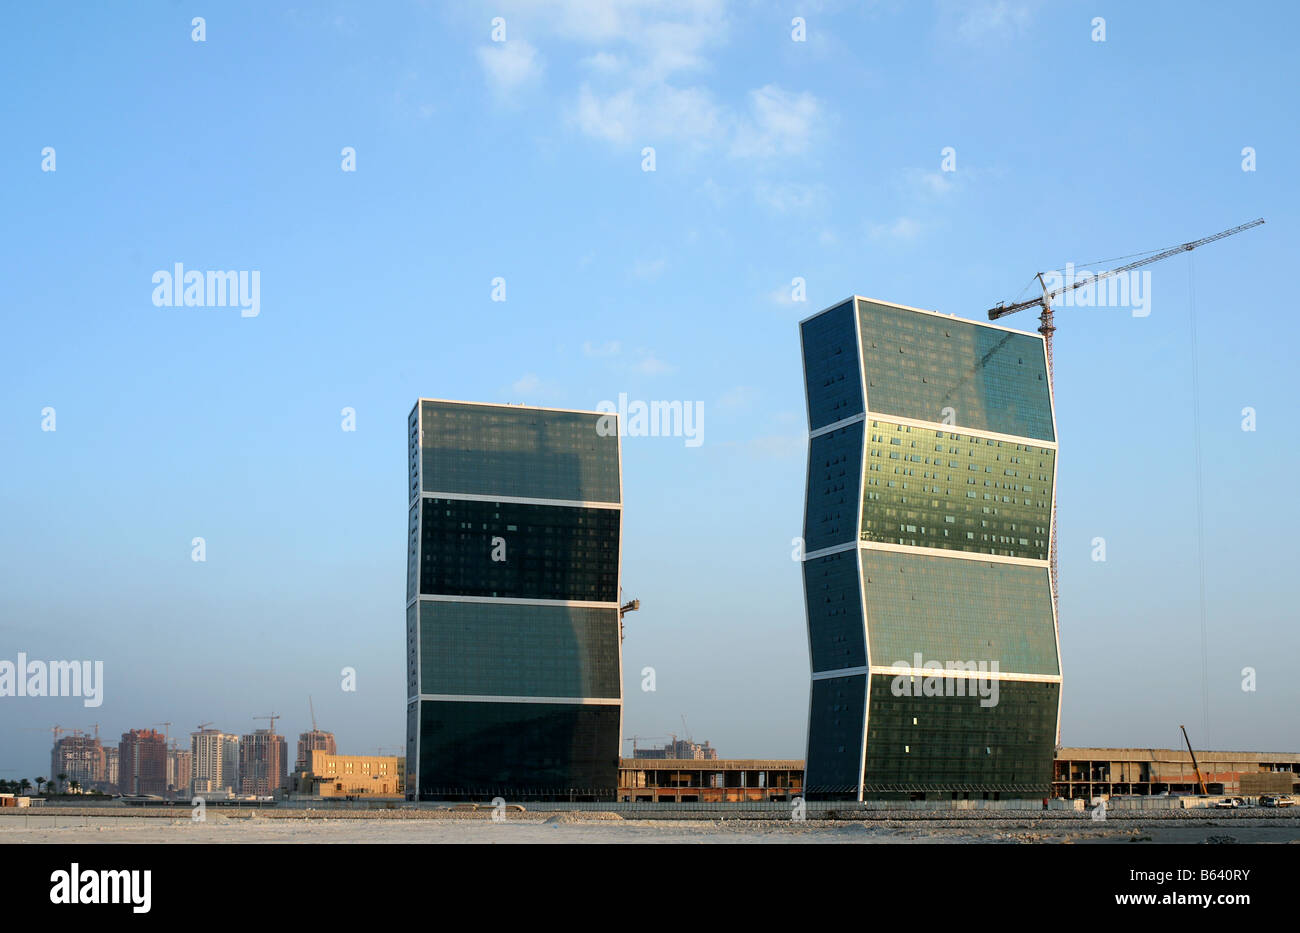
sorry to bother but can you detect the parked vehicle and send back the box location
[1260,794,1295,808]
[1214,797,1240,809]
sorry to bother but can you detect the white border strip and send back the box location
[804,541,857,561]
[421,491,621,510]
[812,666,870,681]
[416,396,609,418]
[865,412,1057,450]
[868,666,1061,684]
[809,412,866,439]
[859,540,1048,568]
[414,694,621,705]
[418,594,620,609]
[812,666,1060,685]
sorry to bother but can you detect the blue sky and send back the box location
[1,0,1296,779]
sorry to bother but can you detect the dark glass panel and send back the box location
[858,299,1055,442]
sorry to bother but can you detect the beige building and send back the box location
[289,751,404,799]
[191,730,240,795]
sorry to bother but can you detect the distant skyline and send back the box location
[3,1,1298,780]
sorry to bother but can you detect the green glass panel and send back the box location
[864,675,1057,793]
[858,299,1055,442]
[419,601,619,699]
[419,401,620,502]
[861,548,1059,676]
[862,418,1053,561]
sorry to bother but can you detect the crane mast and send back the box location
[985,218,1265,629]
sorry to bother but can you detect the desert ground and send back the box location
[4,809,1299,844]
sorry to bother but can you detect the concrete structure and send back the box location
[800,297,1061,800]
[632,739,718,760]
[406,399,623,800]
[239,729,288,796]
[1054,747,1300,799]
[51,734,104,791]
[118,729,168,796]
[167,748,192,796]
[191,729,240,795]
[619,759,803,803]
[296,729,336,771]
[289,751,404,799]
[104,746,119,791]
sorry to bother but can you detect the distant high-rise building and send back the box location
[191,730,240,795]
[239,729,287,796]
[168,748,192,796]
[296,730,336,770]
[104,746,119,791]
[51,734,104,790]
[407,399,623,800]
[799,297,1061,800]
[118,729,168,796]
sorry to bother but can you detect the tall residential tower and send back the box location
[406,399,623,800]
[800,297,1061,800]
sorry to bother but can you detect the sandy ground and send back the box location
[4,813,1300,843]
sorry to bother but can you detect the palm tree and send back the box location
[69,780,81,794]
[35,776,47,795]
[18,778,32,795]
[56,772,68,794]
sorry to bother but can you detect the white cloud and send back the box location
[755,181,826,213]
[632,350,671,374]
[938,0,1039,44]
[906,168,955,197]
[511,373,542,393]
[581,51,626,73]
[869,217,923,242]
[477,40,543,98]
[731,85,821,159]
[487,2,823,160]
[574,83,723,147]
[582,340,622,358]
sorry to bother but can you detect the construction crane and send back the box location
[254,713,280,734]
[1180,724,1209,795]
[309,696,318,732]
[195,721,214,733]
[153,721,172,748]
[987,218,1265,624]
[618,593,640,643]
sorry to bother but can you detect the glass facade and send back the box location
[806,675,866,797]
[801,300,864,431]
[801,299,1060,800]
[419,400,620,502]
[804,551,865,672]
[803,421,864,553]
[863,676,1058,794]
[857,299,1055,442]
[860,549,1059,676]
[417,700,620,797]
[419,498,619,602]
[863,418,1054,560]
[407,400,622,800]
[419,601,620,698]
